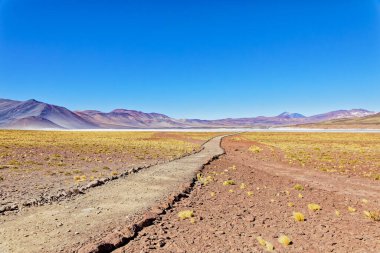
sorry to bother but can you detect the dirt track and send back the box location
[0,135,226,253]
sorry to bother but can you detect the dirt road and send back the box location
[0,135,227,253]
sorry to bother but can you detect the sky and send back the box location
[0,0,379,119]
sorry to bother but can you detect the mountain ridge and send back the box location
[0,98,376,129]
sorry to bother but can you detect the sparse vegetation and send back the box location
[308,203,321,211]
[223,180,235,186]
[249,145,262,153]
[256,236,274,251]
[363,210,380,221]
[0,130,220,204]
[278,235,292,246]
[293,211,305,221]
[238,132,380,180]
[197,173,213,185]
[178,210,194,220]
[293,184,304,191]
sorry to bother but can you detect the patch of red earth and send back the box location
[118,136,380,253]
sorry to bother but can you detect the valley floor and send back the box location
[1,133,379,253]
[119,136,380,253]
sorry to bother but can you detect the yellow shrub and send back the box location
[197,173,212,185]
[335,210,340,217]
[240,183,246,189]
[293,212,305,222]
[363,210,380,221]
[178,210,194,220]
[266,242,274,251]
[223,180,235,186]
[278,235,292,246]
[249,145,262,153]
[298,193,303,198]
[348,207,356,213]
[256,236,274,251]
[308,203,321,211]
[256,236,266,246]
[247,191,254,196]
[293,184,304,191]
[288,202,294,207]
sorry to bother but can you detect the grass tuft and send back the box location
[363,210,380,221]
[278,235,292,246]
[249,145,262,153]
[256,236,274,251]
[293,184,304,191]
[308,203,321,211]
[223,180,235,186]
[247,191,254,196]
[293,211,305,222]
[178,210,194,220]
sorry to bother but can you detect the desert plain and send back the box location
[0,130,379,252]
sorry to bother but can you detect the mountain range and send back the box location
[0,98,376,129]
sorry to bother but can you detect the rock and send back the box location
[159,240,166,247]
[87,180,101,188]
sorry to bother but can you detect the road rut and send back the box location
[0,135,226,253]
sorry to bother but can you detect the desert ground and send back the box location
[0,131,220,208]
[0,131,379,252]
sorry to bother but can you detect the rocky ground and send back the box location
[120,136,380,253]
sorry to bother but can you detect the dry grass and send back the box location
[177,210,194,220]
[308,203,321,211]
[0,131,218,181]
[293,211,305,222]
[293,184,304,191]
[278,235,292,246]
[363,210,380,221]
[223,180,235,186]
[248,145,262,153]
[238,132,380,180]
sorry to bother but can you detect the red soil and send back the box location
[118,136,380,253]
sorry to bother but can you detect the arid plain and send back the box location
[0,131,379,252]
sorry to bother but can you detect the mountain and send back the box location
[308,109,374,122]
[75,109,186,128]
[0,98,377,129]
[0,99,97,129]
[278,112,306,119]
[297,112,380,129]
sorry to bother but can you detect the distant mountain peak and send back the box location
[111,109,134,114]
[278,112,306,118]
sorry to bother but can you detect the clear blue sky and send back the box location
[0,0,379,119]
